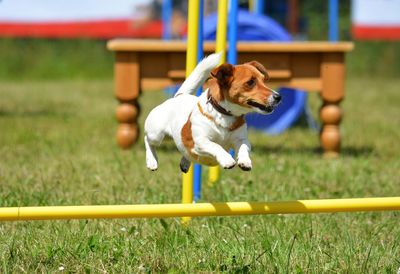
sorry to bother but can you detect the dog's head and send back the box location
[208,61,281,116]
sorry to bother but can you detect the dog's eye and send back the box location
[246,78,256,87]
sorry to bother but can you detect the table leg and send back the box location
[114,52,140,149]
[320,53,345,157]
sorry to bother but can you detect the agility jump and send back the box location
[1,197,400,221]
[1,1,398,223]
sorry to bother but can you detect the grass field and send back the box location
[0,77,399,273]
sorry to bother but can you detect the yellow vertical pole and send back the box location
[208,0,228,186]
[182,0,200,223]
[248,0,254,12]
[216,0,228,59]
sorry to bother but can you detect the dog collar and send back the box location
[207,92,233,116]
[197,102,245,131]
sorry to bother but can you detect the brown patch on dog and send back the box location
[207,61,275,111]
[211,63,234,89]
[181,114,194,151]
[207,63,235,103]
[206,79,223,102]
[246,61,270,81]
[226,63,275,108]
[181,114,218,166]
[229,116,246,131]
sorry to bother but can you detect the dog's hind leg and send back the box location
[179,156,191,173]
[144,134,163,171]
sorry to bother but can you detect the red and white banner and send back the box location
[0,0,162,38]
[352,0,400,40]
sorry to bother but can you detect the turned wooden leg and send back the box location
[320,102,342,158]
[320,53,345,157]
[116,100,140,148]
[114,52,140,149]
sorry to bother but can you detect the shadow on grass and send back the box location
[138,134,375,158]
[255,145,375,157]
[150,142,374,158]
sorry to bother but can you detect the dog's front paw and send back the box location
[146,157,158,171]
[218,155,236,169]
[237,157,252,171]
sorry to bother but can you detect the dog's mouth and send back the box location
[247,100,275,114]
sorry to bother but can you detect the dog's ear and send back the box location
[210,63,234,88]
[246,61,269,81]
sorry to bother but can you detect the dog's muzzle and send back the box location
[247,92,282,114]
[247,100,275,114]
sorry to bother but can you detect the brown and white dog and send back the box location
[144,53,281,172]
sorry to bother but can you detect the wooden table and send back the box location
[107,39,353,157]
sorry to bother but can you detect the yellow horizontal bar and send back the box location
[1,197,399,221]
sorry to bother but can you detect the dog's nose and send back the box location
[273,93,281,103]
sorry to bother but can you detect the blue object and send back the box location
[227,0,239,160]
[193,163,202,201]
[253,0,265,15]
[228,0,239,65]
[203,9,291,42]
[329,0,339,41]
[196,0,204,97]
[162,0,172,40]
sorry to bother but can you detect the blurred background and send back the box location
[0,0,399,80]
[0,3,399,272]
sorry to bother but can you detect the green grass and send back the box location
[0,39,113,80]
[0,77,399,272]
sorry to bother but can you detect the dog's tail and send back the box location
[174,52,221,97]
